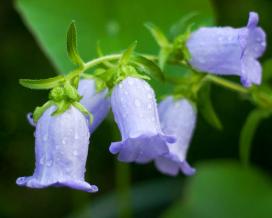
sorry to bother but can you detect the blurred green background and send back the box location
[1,0,272,217]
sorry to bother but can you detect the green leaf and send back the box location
[33,100,54,122]
[163,160,272,218]
[197,83,222,130]
[119,41,138,66]
[239,109,271,166]
[262,59,272,82]
[16,0,214,74]
[66,21,84,67]
[52,100,71,116]
[130,55,165,81]
[73,101,93,125]
[145,22,170,47]
[19,75,65,89]
[158,48,172,70]
[169,12,199,37]
[68,178,182,218]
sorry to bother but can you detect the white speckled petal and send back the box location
[110,77,175,163]
[16,106,98,193]
[186,12,266,87]
[155,96,196,176]
[78,79,110,133]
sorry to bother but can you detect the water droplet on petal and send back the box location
[147,93,152,99]
[74,133,79,140]
[39,156,45,165]
[124,91,129,95]
[43,135,48,141]
[147,104,152,110]
[128,80,134,85]
[62,138,66,145]
[46,160,53,167]
[73,150,79,156]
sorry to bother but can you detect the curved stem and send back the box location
[84,54,122,70]
[206,75,249,94]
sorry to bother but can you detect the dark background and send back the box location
[1,0,272,217]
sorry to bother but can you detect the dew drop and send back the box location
[62,138,66,145]
[46,160,53,167]
[261,42,266,47]
[119,84,123,89]
[134,99,141,107]
[147,104,152,110]
[124,91,129,95]
[139,113,144,118]
[147,93,152,99]
[39,156,45,165]
[73,150,79,156]
[74,133,79,140]
[43,135,48,142]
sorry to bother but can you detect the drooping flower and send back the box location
[16,106,98,193]
[155,96,196,176]
[186,12,266,87]
[110,77,175,163]
[78,79,110,133]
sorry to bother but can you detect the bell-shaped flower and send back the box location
[186,12,266,87]
[16,106,98,193]
[155,96,196,176]
[110,77,175,163]
[78,79,110,133]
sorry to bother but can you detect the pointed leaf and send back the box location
[119,41,138,65]
[169,12,199,37]
[239,109,271,166]
[130,55,165,81]
[67,21,84,67]
[198,84,222,130]
[158,48,172,69]
[33,100,54,122]
[145,22,169,47]
[19,75,65,89]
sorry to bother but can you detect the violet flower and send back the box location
[186,12,266,87]
[78,79,110,133]
[16,106,98,193]
[110,77,175,163]
[155,96,196,176]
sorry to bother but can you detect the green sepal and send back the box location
[52,100,71,116]
[119,41,138,66]
[239,109,271,166]
[49,87,65,101]
[172,24,193,63]
[145,22,170,47]
[33,100,54,122]
[130,55,165,82]
[64,82,81,101]
[158,48,172,70]
[73,102,93,125]
[67,21,84,68]
[197,83,223,130]
[19,75,65,90]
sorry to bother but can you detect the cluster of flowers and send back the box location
[16,12,266,192]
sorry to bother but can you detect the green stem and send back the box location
[206,75,249,94]
[116,162,132,218]
[84,54,121,70]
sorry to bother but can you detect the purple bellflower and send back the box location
[155,96,196,176]
[16,106,98,193]
[110,77,175,163]
[78,79,110,133]
[186,12,266,87]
